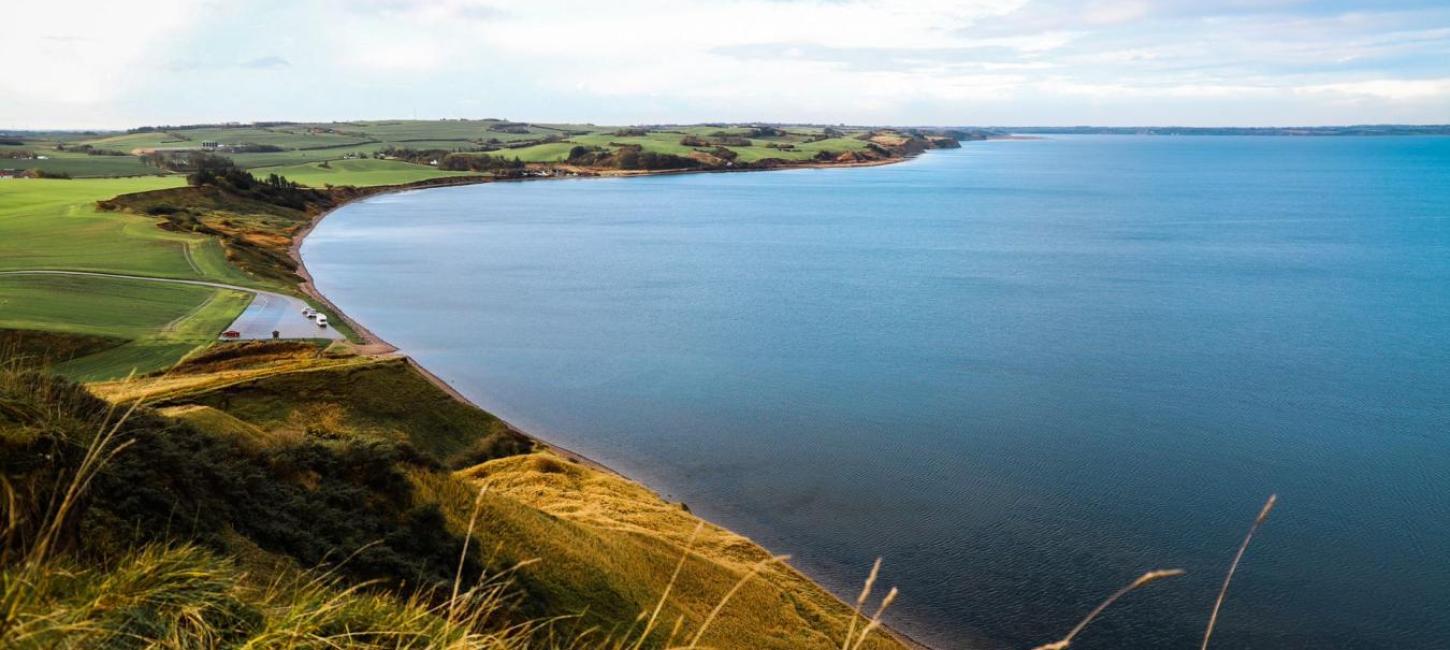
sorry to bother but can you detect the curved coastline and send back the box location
[289,159,936,650]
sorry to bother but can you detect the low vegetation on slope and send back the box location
[0,347,904,649]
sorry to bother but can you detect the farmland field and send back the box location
[480,141,578,162]
[0,154,161,177]
[0,273,251,380]
[78,126,371,152]
[0,178,255,286]
[0,177,270,378]
[254,158,479,187]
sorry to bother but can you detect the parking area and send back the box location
[224,290,343,340]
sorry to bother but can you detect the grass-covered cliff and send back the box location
[0,342,906,649]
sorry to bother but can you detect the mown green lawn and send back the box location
[0,273,251,380]
[254,158,479,187]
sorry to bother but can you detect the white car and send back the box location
[316,315,329,328]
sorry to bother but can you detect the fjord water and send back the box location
[303,136,1450,649]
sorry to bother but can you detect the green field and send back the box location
[0,140,164,177]
[0,178,255,285]
[78,126,372,152]
[0,177,268,379]
[483,141,580,162]
[0,273,250,379]
[253,158,479,187]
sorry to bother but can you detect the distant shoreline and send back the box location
[981,125,1450,136]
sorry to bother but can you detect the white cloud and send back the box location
[0,1,199,105]
[1082,0,1151,26]
[3,0,1450,127]
[1296,78,1450,101]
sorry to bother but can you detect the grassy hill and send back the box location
[1,343,904,649]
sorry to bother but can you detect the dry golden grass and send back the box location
[448,452,906,650]
[0,387,904,650]
[87,353,373,404]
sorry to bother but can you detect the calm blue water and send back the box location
[303,136,1450,649]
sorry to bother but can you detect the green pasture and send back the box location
[253,158,479,187]
[224,148,374,168]
[0,178,253,285]
[1,155,161,177]
[1,140,161,177]
[0,273,251,380]
[329,119,554,142]
[79,126,371,152]
[481,141,578,162]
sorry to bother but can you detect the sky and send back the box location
[5,0,1450,129]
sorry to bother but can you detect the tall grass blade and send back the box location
[1031,569,1185,650]
[1201,494,1277,650]
[841,557,882,650]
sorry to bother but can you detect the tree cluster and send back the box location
[376,146,525,172]
[57,143,129,156]
[184,153,316,210]
[614,145,697,171]
[689,134,752,147]
[487,122,531,134]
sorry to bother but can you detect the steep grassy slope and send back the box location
[450,453,903,649]
[1,349,906,649]
[150,354,533,466]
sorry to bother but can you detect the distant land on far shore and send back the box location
[6,123,1450,139]
[980,124,1450,136]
